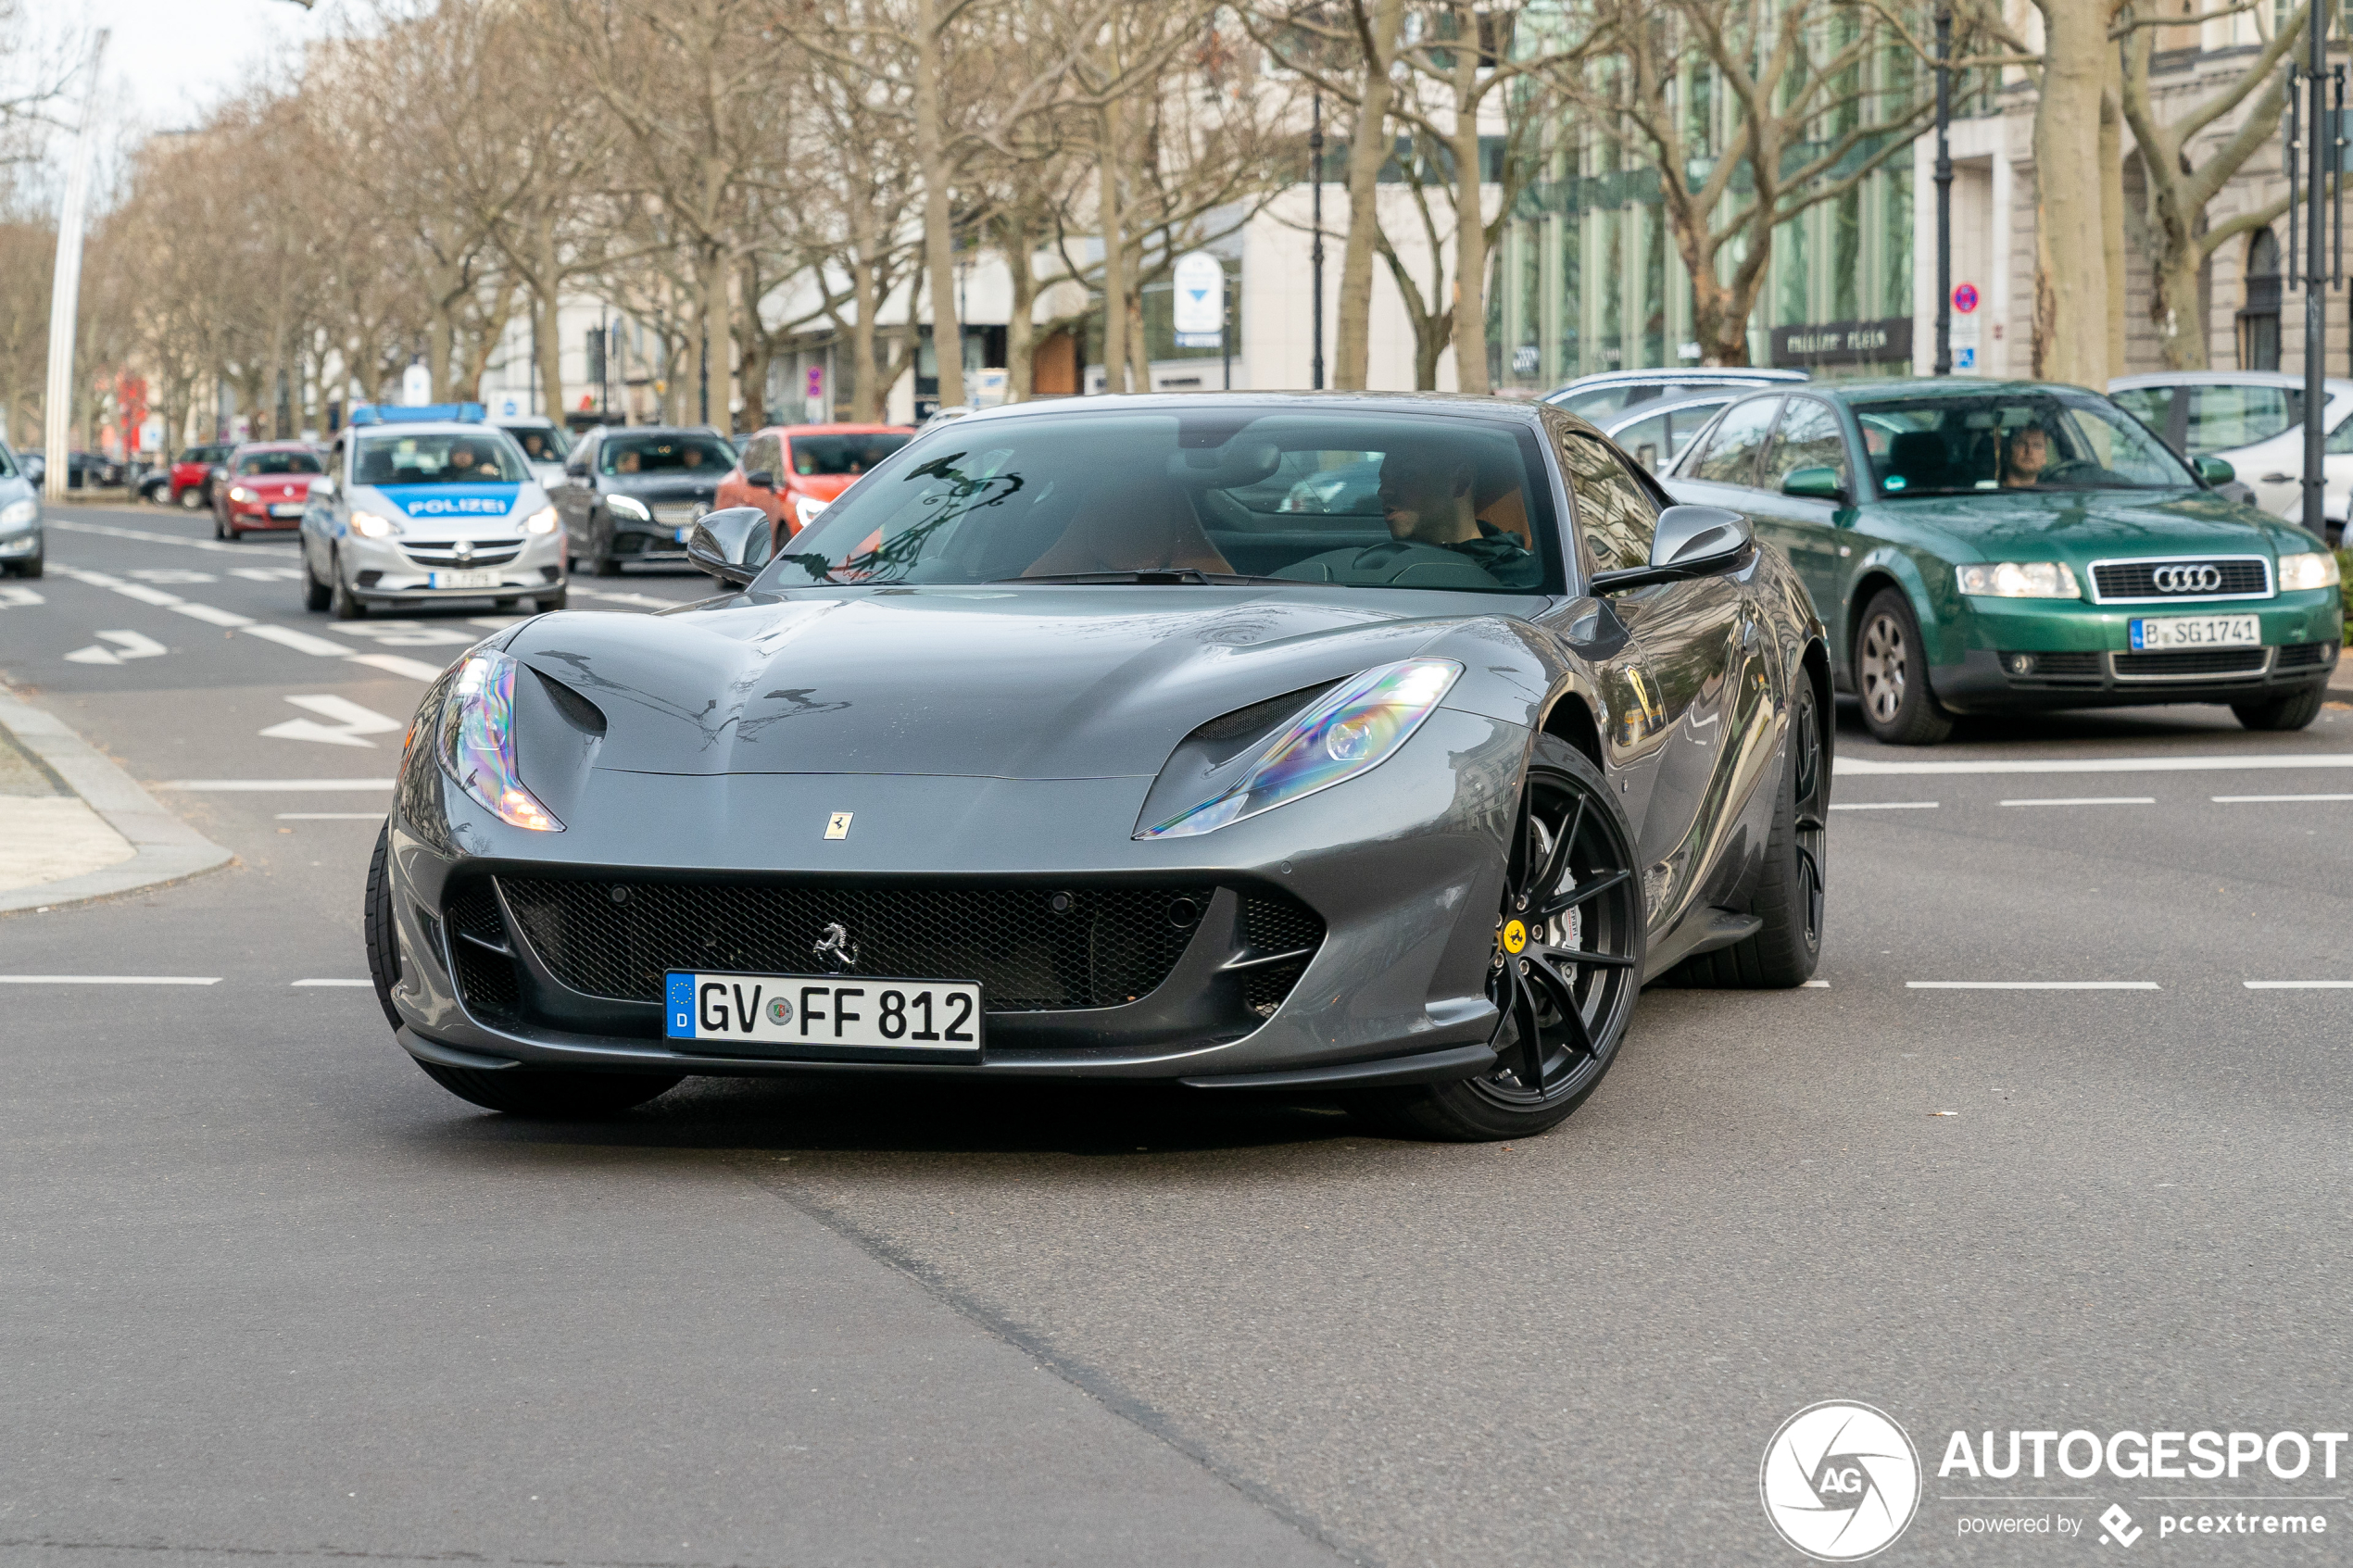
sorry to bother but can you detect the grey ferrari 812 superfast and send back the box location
[367,394,1829,1140]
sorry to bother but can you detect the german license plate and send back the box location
[664,971,982,1057]
[674,526,692,543]
[2129,614,2260,651]
[428,569,502,591]
[269,503,303,518]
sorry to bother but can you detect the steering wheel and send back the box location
[2037,459,2105,484]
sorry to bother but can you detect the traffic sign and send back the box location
[1173,252,1225,338]
[1953,282,1980,314]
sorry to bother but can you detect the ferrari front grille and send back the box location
[496,877,1321,1014]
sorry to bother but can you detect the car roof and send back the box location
[2108,370,2353,392]
[765,423,915,437]
[233,440,315,451]
[1545,367,1806,396]
[949,390,1552,429]
[1599,388,1743,429]
[347,422,520,440]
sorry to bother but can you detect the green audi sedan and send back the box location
[1662,380,2344,744]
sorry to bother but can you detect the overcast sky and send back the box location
[35,0,354,134]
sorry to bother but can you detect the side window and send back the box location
[749,435,781,476]
[1560,432,1659,575]
[1760,399,1852,493]
[2109,386,2176,441]
[566,437,593,477]
[1615,410,1670,473]
[2184,384,2300,454]
[1691,397,1782,487]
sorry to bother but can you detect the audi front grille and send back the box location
[2088,556,2272,604]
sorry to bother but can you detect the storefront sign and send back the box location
[1770,317,1914,367]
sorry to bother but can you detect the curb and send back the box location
[0,690,234,915]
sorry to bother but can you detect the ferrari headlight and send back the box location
[1956,561,2080,598]
[0,498,35,529]
[229,485,256,504]
[2279,550,2342,591]
[436,650,561,832]
[350,509,400,539]
[522,505,559,534]
[793,494,830,529]
[608,494,650,521]
[1139,659,1463,839]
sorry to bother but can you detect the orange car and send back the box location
[720,423,915,546]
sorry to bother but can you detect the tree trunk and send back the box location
[915,0,964,410]
[1001,209,1038,404]
[2101,71,2128,373]
[1336,0,1404,389]
[2031,0,2112,388]
[1099,99,1127,394]
[534,251,566,423]
[1448,46,1490,395]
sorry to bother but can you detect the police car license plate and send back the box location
[429,569,502,591]
[269,503,303,518]
[2129,615,2260,651]
[665,970,982,1057]
[674,526,692,543]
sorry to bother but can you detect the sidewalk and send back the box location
[0,689,233,915]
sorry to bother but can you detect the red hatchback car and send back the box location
[213,443,325,539]
[168,443,233,509]
[718,424,914,546]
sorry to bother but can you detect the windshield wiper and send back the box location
[1001,570,1294,586]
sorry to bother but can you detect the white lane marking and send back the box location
[0,584,44,607]
[0,974,221,985]
[470,616,527,628]
[290,978,372,987]
[227,567,304,582]
[1907,980,2161,990]
[2245,980,2353,988]
[345,653,445,681]
[317,619,479,646]
[2213,793,2353,803]
[64,629,168,664]
[171,602,254,628]
[275,812,384,820]
[241,622,358,657]
[1998,797,2156,808]
[1831,801,1939,810]
[1842,753,2353,776]
[47,518,296,557]
[570,586,678,609]
[160,779,395,791]
[127,569,217,584]
[1802,979,1830,987]
[259,695,404,748]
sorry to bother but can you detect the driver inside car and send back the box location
[2000,424,2052,488]
[1276,440,1541,589]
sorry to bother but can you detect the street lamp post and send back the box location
[2299,6,2337,541]
[1311,94,1326,391]
[1933,4,1953,378]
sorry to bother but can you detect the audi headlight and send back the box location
[1139,659,1463,839]
[1957,561,2081,598]
[436,650,561,832]
[0,497,35,529]
[792,494,830,529]
[608,494,650,521]
[229,485,256,504]
[350,509,400,539]
[522,505,559,534]
[2279,551,2342,591]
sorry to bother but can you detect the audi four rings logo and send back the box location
[2152,563,2224,594]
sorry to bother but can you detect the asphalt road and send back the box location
[6,503,2353,1566]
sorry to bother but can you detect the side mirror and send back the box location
[686,505,774,585]
[745,470,776,491]
[1781,465,1847,503]
[1591,505,1754,595]
[311,475,336,498]
[2195,454,2236,487]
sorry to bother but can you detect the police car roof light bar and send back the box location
[347,403,487,427]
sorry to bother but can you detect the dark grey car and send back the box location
[368,394,1830,1141]
[551,426,733,575]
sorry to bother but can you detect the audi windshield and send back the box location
[1855,390,2196,496]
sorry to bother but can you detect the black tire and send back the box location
[212,509,228,541]
[535,589,568,612]
[1667,668,1827,987]
[301,546,332,611]
[18,554,39,579]
[414,1059,683,1118]
[494,597,520,610]
[329,554,367,620]
[591,523,621,577]
[178,486,204,510]
[1852,587,1954,745]
[1347,734,1645,1142]
[364,822,403,1031]
[2233,685,2327,732]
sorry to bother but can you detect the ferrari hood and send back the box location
[508,587,1492,779]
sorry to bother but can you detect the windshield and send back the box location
[1853,390,2195,495]
[789,432,912,477]
[499,423,571,463]
[354,432,530,486]
[237,449,322,476]
[760,410,1563,595]
[599,433,735,476]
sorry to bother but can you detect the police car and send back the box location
[298,404,567,619]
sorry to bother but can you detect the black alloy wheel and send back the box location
[1350,735,1645,1142]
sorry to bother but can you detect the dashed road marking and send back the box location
[241,622,358,657]
[345,653,445,681]
[2245,980,2353,989]
[1908,980,2161,990]
[0,974,221,985]
[159,779,396,791]
[0,584,42,608]
[1999,797,2155,808]
[1831,801,1938,810]
[290,978,372,987]
[275,812,384,820]
[171,602,253,628]
[2213,793,2353,803]
[47,518,296,557]
[1843,753,2353,776]
[126,569,217,584]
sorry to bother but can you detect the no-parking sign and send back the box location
[1954,282,1980,314]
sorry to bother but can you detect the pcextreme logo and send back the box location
[1761,1401,1923,1562]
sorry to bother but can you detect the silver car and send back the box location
[1600,389,1741,474]
[2109,370,2353,541]
[0,439,38,578]
[1542,367,1806,424]
[299,407,567,619]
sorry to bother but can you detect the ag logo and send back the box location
[1759,1401,1920,1562]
